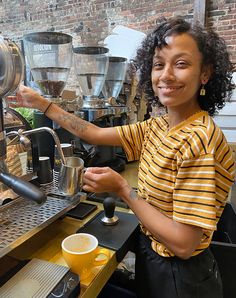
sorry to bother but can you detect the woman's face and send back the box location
[151,33,209,111]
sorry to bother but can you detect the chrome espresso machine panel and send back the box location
[0,35,83,259]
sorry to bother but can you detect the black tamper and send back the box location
[101,197,119,225]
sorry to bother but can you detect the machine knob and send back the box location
[101,197,119,226]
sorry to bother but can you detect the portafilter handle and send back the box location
[0,171,47,204]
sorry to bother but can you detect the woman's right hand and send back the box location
[83,166,129,195]
[7,85,50,112]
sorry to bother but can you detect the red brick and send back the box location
[0,0,234,87]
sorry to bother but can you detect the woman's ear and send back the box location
[200,65,212,84]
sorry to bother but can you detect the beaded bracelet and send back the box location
[44,102,53,115]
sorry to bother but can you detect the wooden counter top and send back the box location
[8,205,117,297]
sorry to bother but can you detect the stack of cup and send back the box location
[54,143,73,172]
[37,156,53,184]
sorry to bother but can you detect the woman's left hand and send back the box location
[82,167,128,194]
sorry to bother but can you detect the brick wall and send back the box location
[0,0,235,89]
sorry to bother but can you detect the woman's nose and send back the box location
[159,65,175,81]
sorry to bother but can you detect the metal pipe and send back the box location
[18,127,66,165]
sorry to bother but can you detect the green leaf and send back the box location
[14,107,34,128]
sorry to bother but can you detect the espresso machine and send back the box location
[0,35,47,205]
[0,37,83,270]
[0,38,139,291]
[23,32,74,166]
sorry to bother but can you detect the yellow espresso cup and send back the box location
[62,233,110,281]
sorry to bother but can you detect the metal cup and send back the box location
[58,156,84,196]
[54,143,73,172]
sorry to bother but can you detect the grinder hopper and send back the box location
[23,32,73,101]
[102,56,127,100]
[73,46,109,106]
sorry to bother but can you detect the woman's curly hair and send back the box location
[134,17,234,116]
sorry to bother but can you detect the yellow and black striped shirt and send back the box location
[117,111,235,257]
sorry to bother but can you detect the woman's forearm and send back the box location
[15,85,122,146]
[47,103,121,146]
[45,102,103,144]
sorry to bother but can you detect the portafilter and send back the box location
[0,36,46,204]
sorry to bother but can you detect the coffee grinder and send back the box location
[102,56,129,161]
[73,47,128,171]
[102,56,128,125]
[73,46,111,120]
[23,32,73,166]
[23,32,72,103]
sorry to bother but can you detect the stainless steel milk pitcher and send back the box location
[58,156,84,196]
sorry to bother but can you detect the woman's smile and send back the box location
[158,85,183,96]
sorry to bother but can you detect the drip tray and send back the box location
[0,194,82,258]
[0,258,80,297]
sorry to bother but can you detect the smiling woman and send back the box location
[11,17,235,298]
[122,17,235,298]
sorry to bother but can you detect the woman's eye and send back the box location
[153,62,163,69]
[176,61,188,68]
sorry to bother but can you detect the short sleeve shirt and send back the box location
[117,111,235,257]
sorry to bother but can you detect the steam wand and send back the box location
[7,126,66,165]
